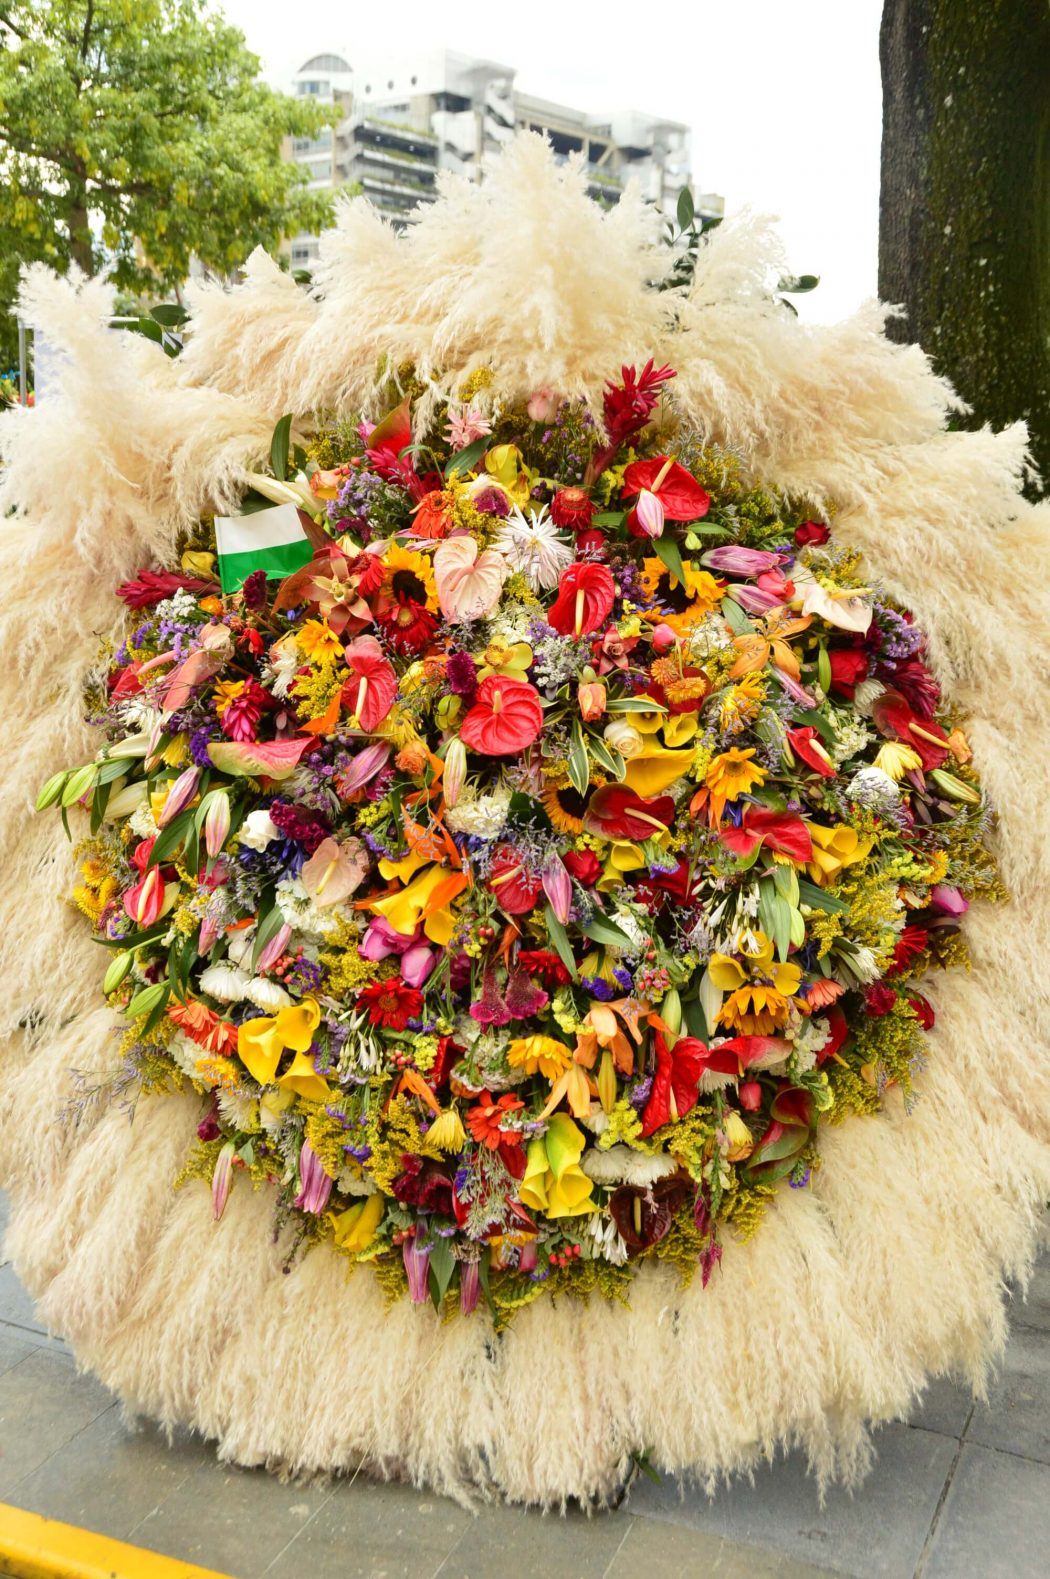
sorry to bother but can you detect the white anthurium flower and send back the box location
[493,506,574,591]
[244,977,294,1012]
[239,808,280,850]
[792,565,873,634]
[198,964,251,1003]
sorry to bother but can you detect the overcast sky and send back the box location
[220,0,884,324]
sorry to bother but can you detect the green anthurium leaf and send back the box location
[428,1235,456,1308]
[543,903,578,980]
[269,412,293,481]
[581,913,633,950]
[444,434,490,477]
[796,878,848,913]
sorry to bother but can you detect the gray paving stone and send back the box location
[922,1444,1050,1578]
[434,1500,628,1579]
[0,1326,38,1377]
[626,1424,957,1578]
[1010,1253,1050,1334]
[609,1517,836,1577]
[264,1476,470,1579]
[10,1406,212,1538]
[0,1260,46,1334]
[905,1374,974,1439]
[965,1324,1050,1463]
[129,1459,336,1579]
[0,1346,115,1496]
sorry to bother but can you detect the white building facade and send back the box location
[284,49,720,267]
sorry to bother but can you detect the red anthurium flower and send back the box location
[547,562,616,637]
[459,675,544,755]
[720,806,814,863]
[622,457,711,521]
[816,1004,850,1063]
[487,846,544,914]
[871,689,950,770]
[124,867,166,926]
[641,1030,708,1137]
[786,725,836,778]
[582,784,676,841]
[341,636,397,732]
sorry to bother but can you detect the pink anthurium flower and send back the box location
[301,836,370,907]
[434,534,508,623]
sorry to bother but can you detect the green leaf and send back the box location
[587,734,626,781]
[270,413,293,481]
[428,1235,456,1309]
[89,779,112,835]
[778,273,820,294]
[581,913,633,950]
[150,303,190,327]
[444,435,490,477]
[96,756,134,786]
[720,596,754,635]
[147,810,191,868]
[797,878,848,914]
[591,511,626,527]
[606,696,667,714]
[794,707,836,745]
[652,533,686,588]
[543,904,578,981]
[567,720,590,797]
[772,864,799,906]
[676,186,695,233]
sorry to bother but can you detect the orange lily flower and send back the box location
[730,608,811,682]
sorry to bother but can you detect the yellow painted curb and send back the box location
[0,1502,231,1579]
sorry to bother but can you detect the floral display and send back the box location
[40,362,1002,1324]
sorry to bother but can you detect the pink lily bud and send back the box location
[459,1258,480,1314]
[703,545,785,575]
[518,1238,538,1273]
[443,737,467,808]
[338,740,392,797]
[157,766,200,828]
[293,1141,333,1215]
[124,868,166,926]
[198,912,221,954]
[211,1140,236,1221]
[403,1237,432,1303]
[577,679,607,721]
[542,858,573,925]
[930,884,969,918]
[634,489,665,538]
[256,922,292,973]
[203,790,231,858]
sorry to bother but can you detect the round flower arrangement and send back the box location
[41,360,1001,1323]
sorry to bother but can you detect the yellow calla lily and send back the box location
[237,999,321,1087]
[662,714,698,747]
[328,1192,384,1252]
[278,1048,333,1103]
[484,443,536,507]
[623,747,693,797]
[519,1114,596,1219]
[627,707,665,735]
[423,906,457,946]
[806,823,874,887]
[378,847,429,884]
[367,863,469,937]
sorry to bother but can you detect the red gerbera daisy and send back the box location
[375,599,438,655]
[358,978,423,1029]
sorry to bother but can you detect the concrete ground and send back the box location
[0,1190,1046,1578]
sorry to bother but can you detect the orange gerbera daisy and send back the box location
[168,999,238,1056]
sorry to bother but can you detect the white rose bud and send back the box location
[603,719,645,759]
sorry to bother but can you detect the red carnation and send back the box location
[563,849,602,886]
[547,562,616,637]
[516,949,572,987]
[827,648,870,700]
[550,488,596,531]
[459,675,544,756]
[794,521,831,548]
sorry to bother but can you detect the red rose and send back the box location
[794,521,831,548]
[864,983,897,1018]
[827,648,870,699]
[550,488,596,531]
[562,849,602,886]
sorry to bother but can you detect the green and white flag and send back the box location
[214,503,314,595]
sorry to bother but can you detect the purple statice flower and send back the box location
[582,975,615,1001]
[114,641,130,666]
[612,967,634,992]
[130,623,150,650]
[287,956,325,995]
[189,727,215,768]
[789,1166,812,1190]
[629,1076,653,1111]
[345,1143,372,1164]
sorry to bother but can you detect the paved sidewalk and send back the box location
[0,1191,1046,1577]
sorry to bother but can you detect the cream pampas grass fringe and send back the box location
[0,134,1047,1508]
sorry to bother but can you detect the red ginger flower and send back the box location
[459,675,544,755]
[602,360,676,449]
[547,562,616,637]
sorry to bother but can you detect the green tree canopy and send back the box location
[0,0,336,360]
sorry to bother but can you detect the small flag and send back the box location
[214,503,314,595]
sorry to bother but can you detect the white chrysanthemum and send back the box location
[263,636,301,700]
[244,977,293,1011]
[169,1032,219,1087]
[226,928,254,967]
[493,506,573,591]
[792,1015,832,1071]
[128,798,159,838]
[198,964,251,1003]
[217,1086,259,1131]
[582,1145,679,1187]
[275,876,342,936]
[853,677,887,715]
[444,787,512,840]
[239,808,280,851]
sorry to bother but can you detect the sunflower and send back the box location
[639,558,722,635]
[377,542,438,612]
[541,782,588,833]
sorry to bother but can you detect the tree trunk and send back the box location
[879,0,1050,485]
